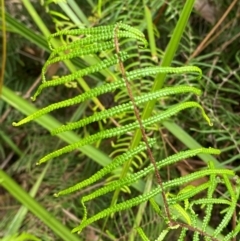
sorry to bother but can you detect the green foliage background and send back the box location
[0,0,240,240]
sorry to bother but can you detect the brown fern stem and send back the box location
[113,23,218,241]
[113,24,172,223]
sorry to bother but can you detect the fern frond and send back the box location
[13,65,202,126]
[35,52,129,99]
[79,152,223,207]
[213,175,239,238]
[191,198,231,206]
[55,147,220,197]
[223,216,240,241]
[72,168,234,233]
[35,101,212,164]
[13,81,124,126]
[202,161,218,232]
[41,41,115,81]
[51,86,202,135]
[156,228,170,241]
[48,22,145,43]
[136,227,150,241]
[54,138,156,197]
[168,182,210,205]
[178,228,188,241]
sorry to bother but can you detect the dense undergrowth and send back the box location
[0,0,240,241]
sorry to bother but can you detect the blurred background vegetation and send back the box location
[0,0,240,240]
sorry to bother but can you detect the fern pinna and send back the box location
[13,23,239,241]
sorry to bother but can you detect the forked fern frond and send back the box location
[13,23,239,240]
